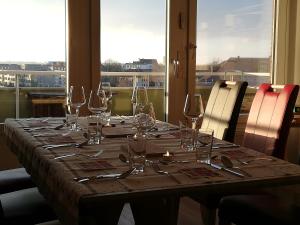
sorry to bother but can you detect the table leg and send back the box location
[130,196,180,225]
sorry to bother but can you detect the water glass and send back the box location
[127,135,147,173]
[180,121,194,151]
[69,86,86,131]
[87,116,100,145]
[66,113,76,131]
[194,128,214,164]
[64,104,76,130]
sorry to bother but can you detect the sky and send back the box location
[0,0,66,63]
[0,0,273,65]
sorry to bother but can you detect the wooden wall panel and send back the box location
[168,0,190,124]
[68,0,100,115]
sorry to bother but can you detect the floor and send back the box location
[118,197,205,225]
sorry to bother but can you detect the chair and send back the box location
[201,80,248,142]
[191,80,248,224]
[0,168,34,194]
[217,83,300,225]
[0,187,56,225]
[218,194,300,225]
[242,83,299,159]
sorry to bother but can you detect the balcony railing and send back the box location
[0,70,270,122]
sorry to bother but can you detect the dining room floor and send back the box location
[118,197,205,225]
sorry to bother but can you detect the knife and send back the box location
[210,163,245,177]
[212,144,240,149]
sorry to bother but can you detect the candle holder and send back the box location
[162,151,174,161]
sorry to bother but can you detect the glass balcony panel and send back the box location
[0,0,66,119]
[100,0,167,120]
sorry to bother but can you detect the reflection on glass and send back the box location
[196,0,273,88]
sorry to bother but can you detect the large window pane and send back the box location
[101,0,166,120]
[195,0,274,111]
[0,0,66,120]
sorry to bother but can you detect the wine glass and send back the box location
[88,87,107,144]
[183,93,204,129]
[69,86,86,131]
[131,86,155,136]
[131,86,148,116]
[101,82,112,126]
[133,102,156,137]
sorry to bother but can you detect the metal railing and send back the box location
[0,70,270,120]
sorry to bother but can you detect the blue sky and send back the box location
[196,0,273,64]
[0,0,273,65]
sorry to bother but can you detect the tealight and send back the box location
[162,151,173,161]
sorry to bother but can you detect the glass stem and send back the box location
[75,107,79,130]
[191,118,198,130]
[96,114,102,143]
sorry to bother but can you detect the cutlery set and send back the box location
[42,140,88,150]
[25,118,252,183]
[53,150,103,160]
[73,168,136,183]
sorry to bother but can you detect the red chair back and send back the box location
[243,84,299,159]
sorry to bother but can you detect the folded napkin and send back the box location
[37,135,75,145]
[179,167,222,179]
[75,160,115,171]
[25,121,49,127]
[102,127,135,138]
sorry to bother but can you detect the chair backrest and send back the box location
[201,80,248,142]
[243,83,299,159]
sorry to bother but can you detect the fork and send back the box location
[43,140,88,150]
[53,150,104,160]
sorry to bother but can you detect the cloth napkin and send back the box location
[179,167,222,179]
[102,127,136,138]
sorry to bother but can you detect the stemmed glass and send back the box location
[88,85,107,144]
[101,82,112,126]
[131,86,155,137]
[131,86,148,116]
[183,93,204,129]
[69,86,86,131]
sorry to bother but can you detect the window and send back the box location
[0,0,66,120]
[100,0,167,120]
[196,0,274,87]
[194,0,274,111]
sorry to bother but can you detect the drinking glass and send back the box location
[127,135,147,173]
[88,87,107,144]
[179,121,194,151]
[194,128,214,164]
[101,82,112,126]
[183,93,204,129]
[133,102,156,137]
[131,86,149,116]
[64,103,76,131]
[69,86,86,131]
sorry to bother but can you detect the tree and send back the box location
[101,59,123,72]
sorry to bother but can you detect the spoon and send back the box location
[221,155,252,177]
[119,153,129,163]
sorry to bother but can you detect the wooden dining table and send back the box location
[4,117,300,225]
